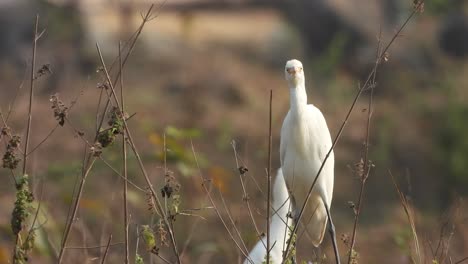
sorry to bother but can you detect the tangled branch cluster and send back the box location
[50,94,68,126]
[2,134,21,170]
[11,175,34,235]
[34,64,52,80]
[11,175,35,264]
[97,106,128,148]
[161,171,181,220]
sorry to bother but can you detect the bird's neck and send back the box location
[289,83,308,116]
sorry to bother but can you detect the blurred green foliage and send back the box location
[135,254,144,264]
[39,0,84,43]
[435,101,468,195]
[425,0,456,15]
[150,126,207,177]
[141,225,156,251]
[312,31,349,79]
[46,161,81,182]
[393,226,412,257]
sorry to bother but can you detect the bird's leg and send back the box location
[324,204,341,264]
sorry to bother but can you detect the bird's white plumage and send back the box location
[244,168,292,264]
[280,59,334,247]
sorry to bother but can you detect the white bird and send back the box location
[280,59,340,262]
[244,168,293,264]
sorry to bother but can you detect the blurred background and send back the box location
[0,0,468,263]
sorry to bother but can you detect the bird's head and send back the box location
[284,59,305,88]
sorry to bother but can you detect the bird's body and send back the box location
[280,59,336,248]
[280,104,334,246]
[245,168,292,264]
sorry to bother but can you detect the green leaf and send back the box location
[141,225,156,251]
[135,253,144,264]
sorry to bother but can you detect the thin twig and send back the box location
[282,2,425,261]
[190,140,253,263]
[24,178,44,247]
[218,188,250,254]
[13,14,39,264]
[26,124,59,156]
[98,157,146,192]
[231,141,266,251]
[95,4,156,137]
[346,25,381,264]
[119,41,130,264]
[266,90,273,263]
[180,216,203,258]
[100,234,112,264]
[60,144,87,249]
[135,226,140,263]
[57,5,158,262]
[65,242,123,250]
[95,83,105,133]
[57,156,97,263]
[455,256,468,264]
[180,189,216,258]
[390,171,421,264]
[96,43,181,263]
[22,14,39,176]
[155,254,172,264]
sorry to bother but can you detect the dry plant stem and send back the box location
[155,254,172,264]
[455,256,468,264]
[180,213,203,257]
[163,134,168,216]
[65,242,123,250]
[346,27,381,264]
[119,42,130,264]
[95,86,105,132]
[135,226,140,260]
[218,189,250,254]
[100,234,112,264]
[22,14,39,176]
[25,179,44,245]
[190,140,252,263]
[232,142,266,250]
[58,5,157,262]
[61,144,87,247]
[96,44,181,263]
[58,156,97,263]
[13,14,39,263]
[27,123,59,155]
[98,157,145,192]
[180,188,216,257]
[64,117,98,148]
[390,171,421,264]
[266,90,273,263]
[282,2,424,262]
[95,4,155,134]
[434,216,452,261]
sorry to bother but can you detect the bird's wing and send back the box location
[302,105,334,247]
[306,197,328,247]
[305,104,333,158]
[306,104,335,204]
